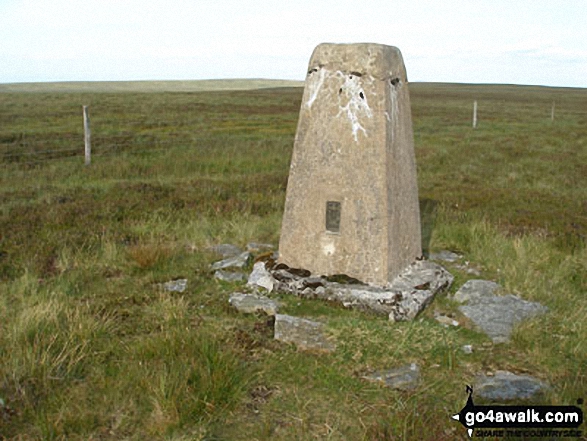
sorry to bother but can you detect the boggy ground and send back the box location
[0,82,585,440]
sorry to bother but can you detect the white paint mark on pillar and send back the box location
[336,71,373,142]
[306,68,327,109]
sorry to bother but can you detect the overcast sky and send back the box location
[1,0,586,87]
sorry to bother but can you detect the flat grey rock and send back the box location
[453,279,500,304]
[229,292,279,315]
[162,279,187,293]
[459,294,548,343]
[209,243,242,258]
[274,314,335,352]
[428,250,461,262]
[211,251,252,271]
[362,363,420,391]
[247,261,277,292]
[266,260,453,321]
[387,260,454,321]
[474,371,548,402]
[214,270,246,283]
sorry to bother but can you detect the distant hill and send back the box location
[0,79,304,93]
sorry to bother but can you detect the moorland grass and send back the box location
[0,82,585,440]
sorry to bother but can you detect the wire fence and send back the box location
[0,118,291,166]
[1,94,586,167]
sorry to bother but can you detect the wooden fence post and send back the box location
[473,100,478,129]
[551,101,555,121]
[83,105,91,166]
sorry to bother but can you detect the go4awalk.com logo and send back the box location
[452,386,584,438]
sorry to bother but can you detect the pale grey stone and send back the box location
[211,251,252,271]
[453,279,548,343]
[278,43,421,287]
[162,279,187,293]
[274,314,335,352]
[214,270,246,283]
[229,292,279,315]
[247,261,277,292]
[474,371,548,402]
[459,294,548,343]
[267,260,453,321]
[362,363,420,390]
[209,243,242,258]
[453,280,500,304]
[429,250,462,262]
[301,287,314,297]
[387,260,454,321]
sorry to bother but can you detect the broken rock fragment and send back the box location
[211,251,252,271]
[454,279,548,343]
[229,292,279,316]
[274,314,335,352]
[474,370,548,403]
[247,261,277,292]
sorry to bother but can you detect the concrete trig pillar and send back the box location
[278,43,421,286]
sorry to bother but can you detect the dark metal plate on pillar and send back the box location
[326,201,341,233]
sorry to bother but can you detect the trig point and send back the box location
[278,43,422,286]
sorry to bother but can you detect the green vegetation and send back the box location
[0,82,585,440]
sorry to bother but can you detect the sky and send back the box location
[1,0,586,88]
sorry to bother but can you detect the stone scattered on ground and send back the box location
[474,370,548,403]
[214,270,246,283]
[211,251,252,271]
[209,243,242,258]
[246,242,274,253]
[453,279,501,303]
[460,294,548,343]
[386,260,454,321]
[462,345,474,354]
[162,279,188,293]
[247,261,277,292]
[362,363,420,391]
[454,279,548,343]
[273,314,335,352]
[252,260,453,321]
[229,292,279,315]
[428,250,462,263]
